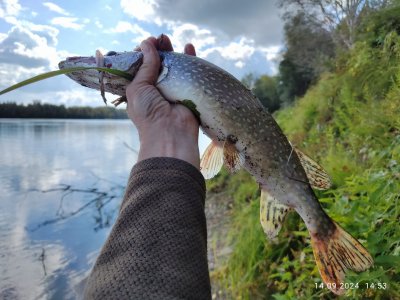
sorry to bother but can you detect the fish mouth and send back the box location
[58,56,97,69]
[58,61,64,69]
[57,56,102,91]
[57,55,131,97]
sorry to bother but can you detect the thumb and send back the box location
[130,39,160,87]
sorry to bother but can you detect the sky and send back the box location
[0,0,284,106]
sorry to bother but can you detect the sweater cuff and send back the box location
[133,157,205,189]
[122,157,206,206]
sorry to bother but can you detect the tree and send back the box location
[278,0,389,49]
[253,75,281,112]
[0,102,128,119]
[283,12,335,77]
[277,59,312,105]
[277,11,335,104]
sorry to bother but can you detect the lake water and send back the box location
[0,119,210,299]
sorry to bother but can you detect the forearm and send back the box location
[84,157,211,300]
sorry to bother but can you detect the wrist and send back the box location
[137,127,200,169]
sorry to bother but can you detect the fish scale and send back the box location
[58,50,373,295]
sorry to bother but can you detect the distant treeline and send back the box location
[0,102,128,119]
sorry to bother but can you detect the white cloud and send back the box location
[259,45,281,61]
[123,0,284,47]
[169,23,215,53]
[53,89,112,106]
[0,80,110,107]
[116,0,283,77]
[0,64,46,87]
[0,26,57,68]
[51,17,84,30]
[43,2,70,16]
[235,61,244,68]
[111,40,120,45]
[0,23,74,97]
[129,14,269,71]
[0,32,7,43]
[109,21,133,33]
[203,37,255,61]
[94,20,103,29]
[25,23,59,46]
[120,0,159,22]
[107,21,150,43]
[0,0,21,18]
[109,21,143,34]
[0,0,21,24]
[105,5,112,11]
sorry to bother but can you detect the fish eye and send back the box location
[106,51,117,56]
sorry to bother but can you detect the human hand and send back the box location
[126,35,200,169]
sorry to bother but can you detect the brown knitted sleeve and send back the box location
[84,157,211,300]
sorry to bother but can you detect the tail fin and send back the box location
[310,221,373,295]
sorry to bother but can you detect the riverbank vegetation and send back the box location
[211,1,400,299]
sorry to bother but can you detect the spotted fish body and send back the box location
[59,51,373,295]
[157,53,329,229]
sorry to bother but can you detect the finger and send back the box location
[131,39,160,86]
[184,43,196,56]
[133,36,157,52]
[146,36,158,48]
[157,34,173,52]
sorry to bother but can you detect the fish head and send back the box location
[58,51,144,96]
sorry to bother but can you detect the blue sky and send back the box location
[0,0,284,106]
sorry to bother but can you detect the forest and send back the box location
[210,0,400,299]
[0,102,128,119]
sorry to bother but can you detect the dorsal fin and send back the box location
[200,140,224,179]
[294,148,332,190]
[260,188,291,240]
[223,139,245,173]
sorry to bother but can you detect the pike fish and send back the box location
[59,50,373,295]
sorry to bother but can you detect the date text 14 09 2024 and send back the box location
[315,282,387,291]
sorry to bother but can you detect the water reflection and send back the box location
[0,119,138,300]
[28,179,124,232]
[0,118,211,299]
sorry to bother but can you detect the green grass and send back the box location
[211,31,400,299]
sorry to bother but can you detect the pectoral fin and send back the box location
[223,139,245,173]
[200,140,224,179]
[260,189,291,239]
[295,148,332,190]
[200,137,245,179]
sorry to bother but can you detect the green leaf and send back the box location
[0,67,133,95]
[375,255,400,268]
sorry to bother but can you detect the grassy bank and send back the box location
[210,31,400,299]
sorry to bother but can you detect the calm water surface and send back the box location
[0,118,210,299]
[0,119,141,299]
